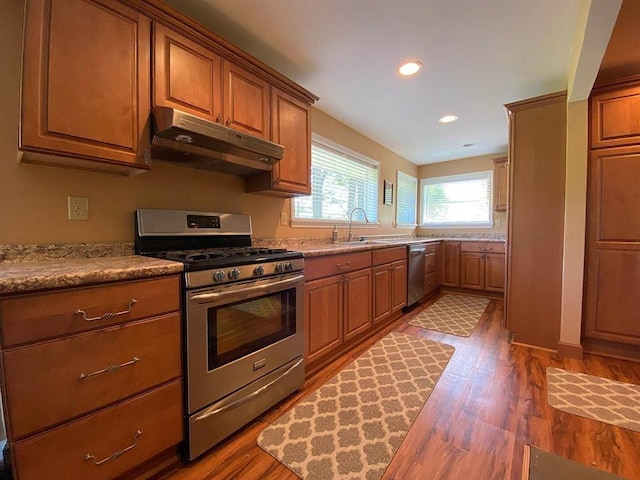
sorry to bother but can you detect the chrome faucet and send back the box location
[347,207,370,241]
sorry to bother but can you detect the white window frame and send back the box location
[395,170,418,228]
[420,171,494,228]
[291,134,380,228]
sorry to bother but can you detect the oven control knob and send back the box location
[275,263,284,273]
[284,261,294,271]
[253,265,264,276]
[228,268,241,280]
[213,271,226,282]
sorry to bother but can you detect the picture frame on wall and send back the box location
[384,180,393,205]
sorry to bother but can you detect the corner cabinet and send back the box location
[460,242,505,292]
[245,88,312,196]
[20,0,151,175]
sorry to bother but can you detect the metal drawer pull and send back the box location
[336,261,352,270]
[75,299,137,322]
[84,430,142,465]
[78,357,141,380]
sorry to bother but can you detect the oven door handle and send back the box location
[189,274,304,305]
[192,357,304,422]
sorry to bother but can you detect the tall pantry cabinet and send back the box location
[504,92,567,350]
[583,76,640,358]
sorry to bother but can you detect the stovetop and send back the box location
[151,247,303,271]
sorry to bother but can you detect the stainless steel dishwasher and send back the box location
[407,243,426,307]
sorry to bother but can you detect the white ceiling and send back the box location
[164,0,581,165]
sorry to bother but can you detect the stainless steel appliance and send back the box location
[135,209,304,460]
[407,243,426,307]
[151,107,284,177]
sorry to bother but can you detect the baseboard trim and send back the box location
[510,341,557,354]
[556,341,584,359]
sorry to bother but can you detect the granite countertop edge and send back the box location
[0,256,184,295]
[296,237,506,257]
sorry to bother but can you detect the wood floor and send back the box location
[163,295,640,480]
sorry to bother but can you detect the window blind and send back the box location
[396,171,417,226]
[421,171,493,227]
[294,138,379,223]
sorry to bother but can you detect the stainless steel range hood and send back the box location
[151,107,284,177]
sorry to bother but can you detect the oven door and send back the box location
[186,272,304,414]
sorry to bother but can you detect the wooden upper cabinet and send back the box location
[270,88,312,195]
[223,62,270,138]
[153,23,222,122]
[20,0,151,174]
[591,82,640,149]
[493,157,508,212]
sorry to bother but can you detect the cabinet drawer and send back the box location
[424,272,437,294]
[12,380,183,480]
[4,314,181,439]
[460,242,505,254]
[1,276,180,347]
[424,242,439,254]
[424,252,437,274]
[372,246,406,266]
[304,252,371,281]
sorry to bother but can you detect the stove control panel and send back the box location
[187,258,305,289]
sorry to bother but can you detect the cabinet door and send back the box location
[21,0,150,172]
[270,88,312,195]
[590,85,640,149]
[304,276,343,364]
[485,253,505,292]
[223,61,270,138]
[391,260,407,312]
[343,269,372,341]
[441,242,461,287]
[461,252,485,290]
[153,23,222,122]
[493,157,508,211]
[372,265,392,324]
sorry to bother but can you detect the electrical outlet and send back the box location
[495,219,502,227]
[280,211,288,226]
[68,196,89,221]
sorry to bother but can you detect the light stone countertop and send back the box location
[294,237,506,257]
[0,256,184,295]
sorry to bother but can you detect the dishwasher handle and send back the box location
[409,244,427,253]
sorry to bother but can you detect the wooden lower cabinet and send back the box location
[460,250,505,293]
[485,253,506,292]
[461,252,484,289]
[0,275,183,480]
[304,268,372,364]
[12,380,182,480]
[372,261,406,324]
[441,242,461,287]
[344,269,373,340]
[304,275,343,364]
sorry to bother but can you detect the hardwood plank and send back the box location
[161,296,640,480]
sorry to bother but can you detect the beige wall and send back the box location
[0,1,417,246]
[417,153,508,235]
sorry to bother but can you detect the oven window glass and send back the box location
[207,288,296,370]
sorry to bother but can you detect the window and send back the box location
[420,171,493,227]
[396,171,417,227]
[293,135,379,224]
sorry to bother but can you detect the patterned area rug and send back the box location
[408,294,490,337]
[547,367,640,433]
[257,332,455,480]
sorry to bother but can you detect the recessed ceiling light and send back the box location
[439,115,458,123]
[399,61,423,76]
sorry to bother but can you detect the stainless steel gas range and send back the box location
[135,209,304,460]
